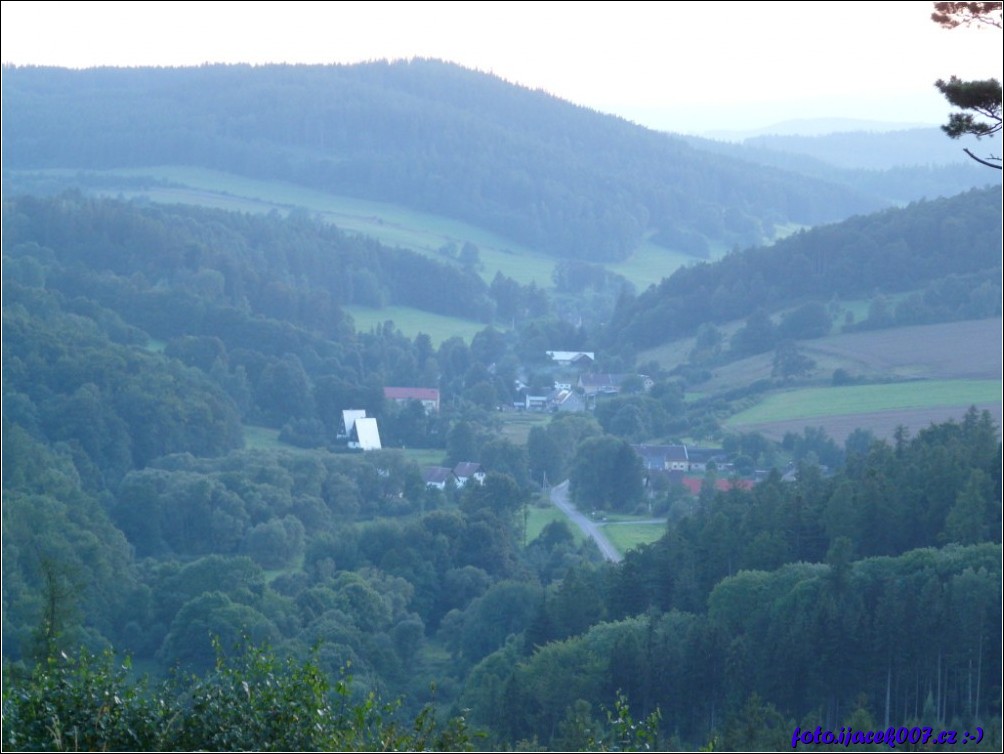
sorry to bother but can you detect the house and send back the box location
[349,417,382,450]
[384,386,440,413]
[554,389,586,413]
[665,445,689,472]
[340,409,367,438]
[524,394,550,411]
[633,444,672,471]
[422,466,454,490]
[578,373,625,396]
[453,462,484,488]
[579,373,654,397]
[631,444,690,471]
[686,446,728,472]
[546,351,595,368]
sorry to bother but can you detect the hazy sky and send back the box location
[3,1,1001,134]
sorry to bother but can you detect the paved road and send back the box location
[549,480,623,563]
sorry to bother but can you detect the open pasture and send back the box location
[726,380,1002,443]
[18,166,704,292]
[343,305,491,346]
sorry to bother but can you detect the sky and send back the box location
[2,0,1001,135]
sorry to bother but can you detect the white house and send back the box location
[341,409,367,437]
[422,466,454,489]
[350,417,382,450]
[453,462,485,488]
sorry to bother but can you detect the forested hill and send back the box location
[604,185,1003,350]
[2,61,883,261]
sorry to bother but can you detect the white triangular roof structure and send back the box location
[353,417,382,451]
[342,409,367,437]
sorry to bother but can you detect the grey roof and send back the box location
[422,466,453,485]
[631,443,689,467]
[453,462,482,478]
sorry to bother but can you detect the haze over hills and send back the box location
[682,128,1000,207]
[703,116,939,140]
[3,60,889,262]
[743,127,997,170]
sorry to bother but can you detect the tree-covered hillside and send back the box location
[2,60,885,261]
[3,187,1001,751]
[605,185,1002,350]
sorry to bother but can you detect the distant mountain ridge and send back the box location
[743,127,993,170]
[2,60,885,262]
[703,117,936,140]
[682,130,997,206]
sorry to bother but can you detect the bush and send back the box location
[3,639,479,752]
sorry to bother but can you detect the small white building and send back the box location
[341,409,367,438]
[453,462,485,488]
[350,417,382,450]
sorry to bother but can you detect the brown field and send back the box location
[697,318,1002,395]
[800,318,1003,381]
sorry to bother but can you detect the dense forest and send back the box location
[2,61,892,261]
[3,190,1001,750]
[3,60,1002,752]
[605,185,1003,351]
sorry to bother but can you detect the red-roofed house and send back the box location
[384,387,440,413]
[679,476,755,495]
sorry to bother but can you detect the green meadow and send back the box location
[242,424,285,450]
[601,522,666,554]
[63,166,561,286]
[18,166,702,292]
[344,305,492,346]
[398,447,447,468]
[526,504,585,545]
[726,379,1002,427]
[499,411,552,445]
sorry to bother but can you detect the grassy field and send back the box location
[344,305,492,346]
[20,166,708,293]
[601,522,666,554]
[801,318,1002,381]
[672,318,1002,399]
[607,240,696,291]
[242,424,286,450]
[499,411,552,445]
[737,405,1004,445]
[525,504,585,545]
[727,380,1002,426]
[70,166,557,284]
[399,447,447,468]
[57,166,562,285]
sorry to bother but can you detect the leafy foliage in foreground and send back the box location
[2,640,479,752]
[2,639,667,752]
